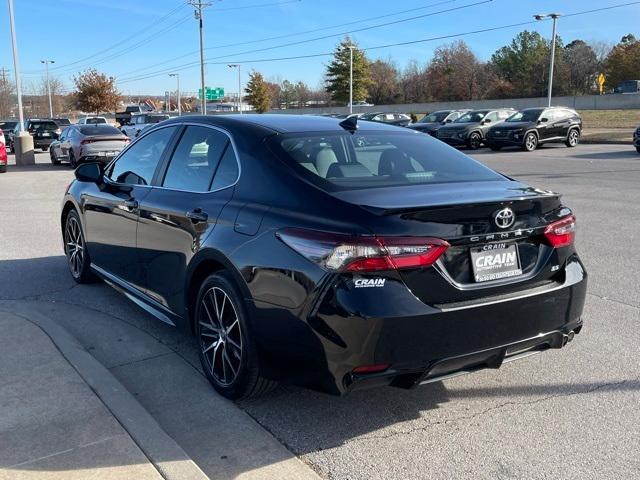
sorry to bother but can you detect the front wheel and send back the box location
[565,129,580,147]
[50,148,60,165]
[467,132,482,150]
[523,132,538,152]
[196,272,276,400]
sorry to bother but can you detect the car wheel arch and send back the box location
[185,249,254,335]
[60,199,85,248]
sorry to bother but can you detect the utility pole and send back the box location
[228,64,241,114]
[534,13,562,107]
[169,73,181,115]
[41,59,55,117]
[189,0,211,115]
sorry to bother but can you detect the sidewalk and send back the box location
[0,311,164,479]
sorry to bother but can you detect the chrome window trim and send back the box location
[154,121,242,195]
[104,121,241,194]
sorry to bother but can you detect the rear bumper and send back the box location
[270,256,587,395]
[34,138,54,148]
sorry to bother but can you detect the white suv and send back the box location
[120,113,169,138]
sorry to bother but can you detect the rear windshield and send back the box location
[269,131,504,190]
[1,121,18,130]
[147,115,169,124]
[79,125,121,136]
[84,117,106,124]
[54,118,71,126]
[28,121,58,131]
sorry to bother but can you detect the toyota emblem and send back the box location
[494,207,515,229]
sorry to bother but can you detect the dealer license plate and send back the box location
[470,243,522,282]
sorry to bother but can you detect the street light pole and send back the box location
[7,0,25,129]
[189,0,211,114]
[535,13,562,107]
[40,59,55,117]
[169,73,180,115]
[228,64,241,114]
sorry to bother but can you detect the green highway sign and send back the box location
[198,87,225,101]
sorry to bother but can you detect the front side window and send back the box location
[107,126,177,185]
[506,110,543,123]
[270,131,504,191]
[162,126,229,192]
[485,112,500,122]
[420,112,449,123]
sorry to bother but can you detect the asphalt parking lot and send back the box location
[1,144,639,480]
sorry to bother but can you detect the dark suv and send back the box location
[486,107,582,152]
[435,108,515,149]
[8,119,61,152]
[408,109,470,136]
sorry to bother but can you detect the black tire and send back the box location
[522,132,538,152]
[565,128,580,148]
[636,147,640,154]
[69,150,77,168]
[195,272,276,400]
[63,210,94,283]
[0,164,6,173]
[467,132,482,150]
[50,148,60,165]
[41,147,48,152]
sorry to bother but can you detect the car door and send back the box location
[537,109,556,140]
[136,124,238,313]
[550,109,571,139]
[82,125,179,290]
[480,111,500,135]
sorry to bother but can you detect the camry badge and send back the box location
[494,207,515,229]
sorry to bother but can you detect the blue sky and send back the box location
[1,0,638,97]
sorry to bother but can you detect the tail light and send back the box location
[0,143,6,165]
[277,228,449,272]
[80,139,94,145]
[544,215,576,248]
[352,364,390,375]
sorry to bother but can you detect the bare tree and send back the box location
[0,72,14,118]
[426,41,482,101]
[369,58,401,105]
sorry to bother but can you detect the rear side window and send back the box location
[29,121,58,131]
[210,144,239,191]
[162,126,229,192]
[107,126,177,185]
[269,131,503,190]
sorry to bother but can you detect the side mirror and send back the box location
[483,118,492,124]
[444,119,452,123]
[75,162,103,183]
[539,118,548,124]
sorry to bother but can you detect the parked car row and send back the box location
[324,105,584,152]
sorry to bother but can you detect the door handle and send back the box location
[121,199,138,212]
[186,208,208,223]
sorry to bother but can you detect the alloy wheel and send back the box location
[525,133,538,151]
[568,129,579,147]
[65,216,85,278]
[469,133,482,149]
[199,287,243,386]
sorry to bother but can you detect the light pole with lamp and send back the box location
[169,73,180,115]
[534,13,562,107]
[40,59,55,117]
[228,64,242,114]
[342,44,355,114]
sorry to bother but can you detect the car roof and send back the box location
[162,114,401,134]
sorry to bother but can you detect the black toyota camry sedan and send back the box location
[60,114,587,399]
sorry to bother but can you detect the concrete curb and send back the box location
[0,304,209,480]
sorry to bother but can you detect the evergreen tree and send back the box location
[244,71,272,113]
[325,37,372,103]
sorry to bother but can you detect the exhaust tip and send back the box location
[567,330,575,343]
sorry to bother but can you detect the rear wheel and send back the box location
[64,210,94,283]
[196,272,276,400]
[523,132,538,152]
[467,132,482,150]
[565,128,580,147]
[69,150,77,168]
